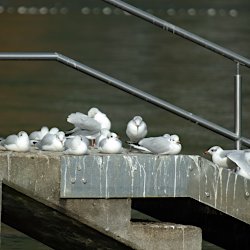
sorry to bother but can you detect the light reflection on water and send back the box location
[0,0,249,249]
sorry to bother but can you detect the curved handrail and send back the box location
[0,52,250,147]
[103,0,250,68]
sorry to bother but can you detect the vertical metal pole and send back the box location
[234,63,242,149]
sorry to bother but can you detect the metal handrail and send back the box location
[0,52,250,147]
[103,0,250,68]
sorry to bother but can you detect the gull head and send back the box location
[49,127,59,134]
[57,131,65,142]
[88,107,100,117]
[109,132,118,139]
[205,146,223,155]
[133,116,143,127]
[170,134,180,144]
[18,131,28,138]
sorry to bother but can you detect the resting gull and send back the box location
[1,131,30,152]
[64,135,88,155]
[129,134,181,155]
[99,132,122,154]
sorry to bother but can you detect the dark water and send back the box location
[0,0,249,249]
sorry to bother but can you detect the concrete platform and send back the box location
[0,151,202,249]
[60,152,250,225]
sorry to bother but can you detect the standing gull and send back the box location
[129,134,181,155]
[66,107,111,141]
[205,146,250,179]
[126,116,147,143]
[88,107,111,130]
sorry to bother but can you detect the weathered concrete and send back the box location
[0,151,202,249]
[61,153,250,225]
[132,197,250,249]
[128,222,200,250]
[2,183,131,250]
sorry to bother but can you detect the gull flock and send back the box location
[0,107,250,179]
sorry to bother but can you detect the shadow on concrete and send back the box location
[2,184,131,250]
[132,197,250,250]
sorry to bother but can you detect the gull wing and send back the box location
[4,134,18,145]
[37,134,55,148]
[139,137,171,154]
[227,151,250,179]
[67,112,101,131]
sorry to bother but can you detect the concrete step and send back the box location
[129,222,201,250]
[0,151,202,249]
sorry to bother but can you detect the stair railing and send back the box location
[0,52,249,148]
[102,0,250,149]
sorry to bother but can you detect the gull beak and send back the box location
[204,151,209,155]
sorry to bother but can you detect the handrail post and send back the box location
[234,62,242,149]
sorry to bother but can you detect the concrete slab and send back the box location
[129,222,201,250]
[60,153,250,225]
[0,151,202,249]
[2,183,132,250]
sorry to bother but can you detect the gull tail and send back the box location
[127,142,150,153]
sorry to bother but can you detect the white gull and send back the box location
[29,126,49,141]
[99,132,122,154]
[64,135,88,155]
[129,134,181,155]
[205,145,250,179]
[1,131,30,152]
[126,116,147,143]
[36,133,64,152]
[66,107,111,140]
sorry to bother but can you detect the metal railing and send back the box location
[0,0,249,148]
[102,0,250,149]
[103,0,250,68]
[0,52,250,148]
